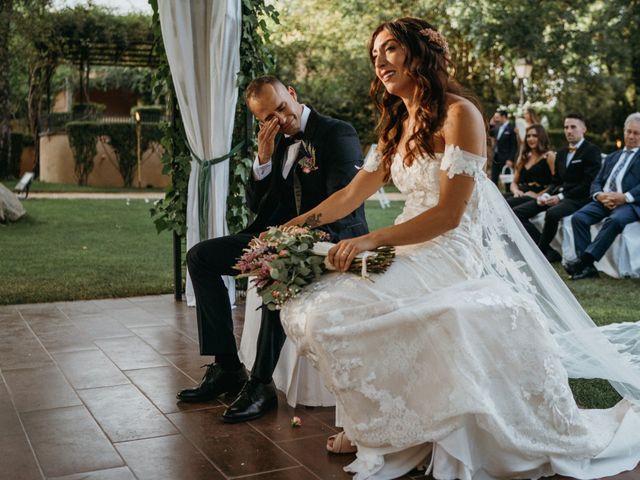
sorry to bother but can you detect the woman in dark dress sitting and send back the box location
[507,124,555,208]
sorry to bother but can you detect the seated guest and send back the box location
[566,112,640,279]
[515,107,542,142]
[507,124,555,209]
[513,113,602,262]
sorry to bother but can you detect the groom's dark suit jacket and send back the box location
[238,107,368,381]
[549,140,601,202]
[243,107,368,240]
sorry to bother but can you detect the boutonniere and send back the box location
[298,141,319,174]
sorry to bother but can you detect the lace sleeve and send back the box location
[439,144,486,179]
[362,148,382,172]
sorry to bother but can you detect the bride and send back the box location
[282,16,640,480]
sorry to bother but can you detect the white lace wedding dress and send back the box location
[280,145,640,480]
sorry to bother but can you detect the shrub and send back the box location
[66,121,163,186]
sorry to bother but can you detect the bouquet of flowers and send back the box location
[234,225,395,310]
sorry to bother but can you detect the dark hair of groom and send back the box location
[245,75,286,103]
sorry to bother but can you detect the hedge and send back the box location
[66,121,164,186]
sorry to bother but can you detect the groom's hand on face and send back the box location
[257,117,280,165]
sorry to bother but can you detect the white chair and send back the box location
[239,281,335,407]
[531,212,640,278]
[560,217,640,278]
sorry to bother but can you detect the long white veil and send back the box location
[474,168,640,405]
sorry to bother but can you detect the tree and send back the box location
[0,0,13,174]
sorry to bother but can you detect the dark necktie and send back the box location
[606,150,633,192]
[282,131,304,148]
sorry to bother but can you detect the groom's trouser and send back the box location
[187,233,286,382]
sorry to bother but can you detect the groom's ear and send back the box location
[287,86,298,102]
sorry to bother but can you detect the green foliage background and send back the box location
[270,0,640,148]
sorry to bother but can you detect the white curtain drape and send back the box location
[158,0,241,305]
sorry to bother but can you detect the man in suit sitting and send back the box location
[489,109,518,190]
[178,76,368,422]
[514,113,602,262]
[566,112,640,279]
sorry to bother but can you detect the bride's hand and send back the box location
[328,235,379,272]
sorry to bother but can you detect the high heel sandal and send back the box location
[326,431,357,454]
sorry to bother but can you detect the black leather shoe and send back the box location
[222,377,277,423]
[571,264,599,280]
[176,363,247,403]
[543,249,562,263]
[564,258,584,276]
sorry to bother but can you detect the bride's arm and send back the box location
[285,166,386,228]
[330,100,486,271]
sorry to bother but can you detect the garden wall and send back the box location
[39,132,170,188]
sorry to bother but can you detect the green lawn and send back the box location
[2,179,163,193]
[0,198,174,304]
[1,198,637,408]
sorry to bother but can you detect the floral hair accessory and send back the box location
[419,27,450,60]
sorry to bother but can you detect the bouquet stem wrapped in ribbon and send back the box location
[234,226,395,310]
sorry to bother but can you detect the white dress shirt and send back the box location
[565,138,585,167]
[252,105,311,181]
[496,122,507,140]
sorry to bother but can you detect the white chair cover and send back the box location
[239,283,335,407]
[561,217,640,278]
[532,212,640,278]
[158,0,241,305]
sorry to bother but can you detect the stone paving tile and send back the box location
[48,466,136,480]
[249,392,337,443]
[94,336,169,371]
[68,314,133,340]
[241,467,319,479]
[0,378,42,480]
[277,434,354,480]
[1,295,639,480]
[3,365,81,413]
[106,307,167,328]
[115,434,224,480]
[54,300,104,317]
[77,384,177,443]
[123,365,220,414]
[167,407,299,477]
[53,350,130,390]
[34,324,97,353]
[0,316,53,370]
[21,406,123,478]
[129,325,198,355]
[163,351,216,382]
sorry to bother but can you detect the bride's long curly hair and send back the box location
[369,17,473,179]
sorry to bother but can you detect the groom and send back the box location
[178,76,368,423]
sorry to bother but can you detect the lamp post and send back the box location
[514,58,533,107]
[135,111,142,188]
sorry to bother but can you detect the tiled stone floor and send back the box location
[0,295,638,480]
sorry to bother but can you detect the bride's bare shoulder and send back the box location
[444,95,483,124]
[442,94,486,156]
